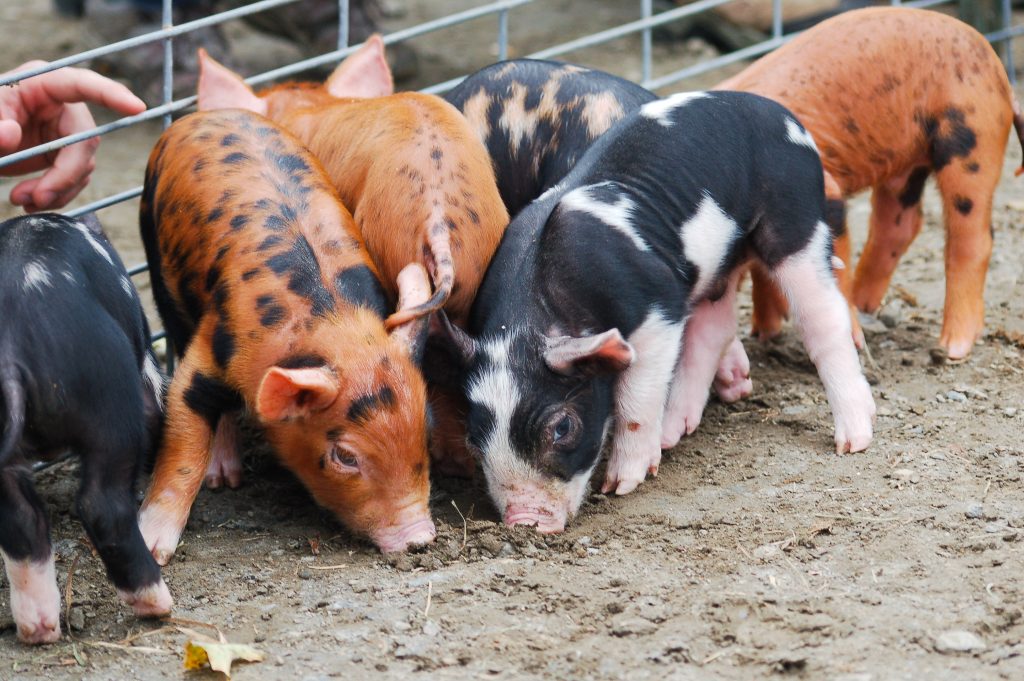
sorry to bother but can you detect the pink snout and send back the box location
[504,506,567,534]
[373,518,437,553]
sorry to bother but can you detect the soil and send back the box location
[2,1,1023,679]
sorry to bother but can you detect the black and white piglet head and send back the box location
[433,317,635,533]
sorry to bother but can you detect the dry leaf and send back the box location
[184,639,265,678]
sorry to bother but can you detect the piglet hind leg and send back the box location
[0,468,61,644]
[138,339,220,566]
[661,275,744,449]
[77,423,172,617]
[602,316,682,496]
[772,223,875,454]
[204,411,243,490]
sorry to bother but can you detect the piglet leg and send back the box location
[773,223,875,453]
[204,411,243,489]
[139,331,221,566]
[661,273,742,449]
[2,551,61,644]
[0,467,61,644]
[601,315,683,496]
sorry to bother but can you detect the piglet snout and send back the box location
[504,506,567,535]
[374,518,437,553]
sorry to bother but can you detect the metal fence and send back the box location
[1,0,1022,321]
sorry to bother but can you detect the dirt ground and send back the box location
[2,1,1024,679]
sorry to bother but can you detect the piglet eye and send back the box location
[553,416,573,442]
[331,446,359,471]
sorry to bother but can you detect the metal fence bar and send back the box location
[162,0,173,130]
[0,0,304,88]
[65,186,145,219]
[339,0,350,51]
[499,9,510,61]
[528,0,735,60]
[772,0,783,39]
[1002,0,1017,85]
[641,0,653,85]
[646,35,787,90]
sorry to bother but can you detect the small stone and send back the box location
[946,390,967,403]
[497,542,517,558]
[610,616,657,637]
[478,535,504,557]
[753,543,782,560]
[984,522,1006,533]
[606,602,625,615]
[69,606,86,631]
[891,469,920,484]
[879,299,903,328]
[782,405,807,416]
[1004,408,1018,418]
[965,503,985,519]
[577,536,591,546]
[929,347,947,365]
[297,568,313,580]
[422,620,441,637]
[858,312,887,334]
[934,630,986,654]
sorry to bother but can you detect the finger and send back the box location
[21,175,89,213]
[35,67,146,116]
[25,102,100,205]
[0,119,23,154]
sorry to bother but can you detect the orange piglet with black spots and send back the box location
[138,109,436,565]
[719,7,1024,359]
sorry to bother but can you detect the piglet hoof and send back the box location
[138,508,182,566]
[939,330,978,361]
[204,451,243,490]
[833,380,876,454]
[17,618,61,645]
[713,337,753,404]
[660,406,703,449]
[601,451,661,496]
[118,580,173,618]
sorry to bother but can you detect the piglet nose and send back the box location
[503,507,566,534]
[375,518,437,553]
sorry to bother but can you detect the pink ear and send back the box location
[544,329,635,375]
[197,48,267,115]
[256,366,339,422]
[325,34,395,99]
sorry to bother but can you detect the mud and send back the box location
[1,1,1023,679]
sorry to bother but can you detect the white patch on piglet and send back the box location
[560,183,648,252]
[2,550,61,644]
[785,117,818,151]
[22,261,52,292]
[143,354,165,412]
[70,220,114,265]
[772,221,875,453]
[640,91,710,127]
[679,193,740,299]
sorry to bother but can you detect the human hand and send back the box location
[1,61,146,211]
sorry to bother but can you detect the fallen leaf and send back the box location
[184,640,265,678]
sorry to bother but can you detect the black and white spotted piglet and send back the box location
[432,91,876,533]
[0,214,170,644]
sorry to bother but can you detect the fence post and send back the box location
[960,0,1005,59]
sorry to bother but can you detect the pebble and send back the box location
[297,568,313,580]
[965,503,985,519]
[984,522,1006,534]
[946,390,967,403]
[69,606,86,631]
[890,469,920,484]
[422,620,441,637]
[929,347,947,365]
[479,535,504,557]
[610,616,657,637]
[1004,407,1018,418]
[878,299,903,328]
[934,630,986,654]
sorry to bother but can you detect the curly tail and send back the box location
[0,364,25,467]
[384,226,455,330]
[1014,98,1024,178]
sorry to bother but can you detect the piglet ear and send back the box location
[256,367,339,422]
[388,263,432,363]
[544,329,635,376]
[423,310,478,389]
[325,34,394,99]
[197,48,267,115]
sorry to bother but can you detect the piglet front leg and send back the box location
[602,315,683,495]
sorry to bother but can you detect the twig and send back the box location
[64,550,82,641]
[423,581,433,620]
[699,648,730,666]
[85,641,174,655]
[306,564,349,571]
[451,499,468,550]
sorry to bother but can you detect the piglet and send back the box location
[137,109,435,562]
[0,213,171,643]
[433,92,875,533]
[719,6,1024,359]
